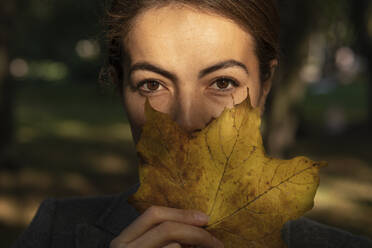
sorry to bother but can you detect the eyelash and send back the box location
[136,77,240,94]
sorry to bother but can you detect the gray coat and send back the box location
[11,183,372,248]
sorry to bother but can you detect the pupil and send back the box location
[147,81,159,90]
[217,79,229,89]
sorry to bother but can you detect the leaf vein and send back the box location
[208,113,243,216]
[209,164,320,226]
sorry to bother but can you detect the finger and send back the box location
[117,206,209,243]
[109,237,128,248]
[129,221,224,248]
[162,242,182,248]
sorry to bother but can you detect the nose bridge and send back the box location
[172,85,205,133]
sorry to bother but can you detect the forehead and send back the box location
[124,4,256,66]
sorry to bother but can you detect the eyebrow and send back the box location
[129,59,249,82]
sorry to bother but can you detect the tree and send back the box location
[0,0,15,168]
[264,0,357,157]
[265,0,320,157]
[349,0,372,126]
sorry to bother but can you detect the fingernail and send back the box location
[213,236,224,248]
[195,212,209,222]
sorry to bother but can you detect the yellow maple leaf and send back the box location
[128,90,327,248]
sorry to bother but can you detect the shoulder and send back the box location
[11,193,124,248]
[283,217,372,248]
[51,194,118,232]
[12,183,141,248]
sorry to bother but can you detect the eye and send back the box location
[210,77,239,91]
[136,79,165,93]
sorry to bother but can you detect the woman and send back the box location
[12,0,372,247]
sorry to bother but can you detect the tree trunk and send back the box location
[264,1,317,158]
[0,0,15,168]
[349,0,372,126]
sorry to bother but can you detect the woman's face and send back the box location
[121,4,273,144]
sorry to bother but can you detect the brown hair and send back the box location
[100,0,280,93]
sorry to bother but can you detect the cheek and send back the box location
[245,78,262,108]
[123,87,146,129]
[228,81,261,109]
[123,87,172,129]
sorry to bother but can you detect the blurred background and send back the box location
[0,0,371,246]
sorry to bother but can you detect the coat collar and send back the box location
[75,183,141,248]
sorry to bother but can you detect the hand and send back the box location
[109,205,224,248]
